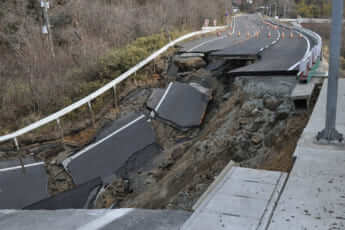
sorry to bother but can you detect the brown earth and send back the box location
[0,49,316,211]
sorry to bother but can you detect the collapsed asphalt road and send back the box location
[0,14,313,212]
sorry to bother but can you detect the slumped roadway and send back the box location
[180,14,311,77]
[62,114,158,185]
[149,82,211,129]
[0,13,320,229]
[0,158,49,209]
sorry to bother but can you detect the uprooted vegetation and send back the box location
[0,0,226,135]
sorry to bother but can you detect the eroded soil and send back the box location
[0,50,316,211]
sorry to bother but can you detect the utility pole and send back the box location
[317,0,344,143]
[41,0,55,58]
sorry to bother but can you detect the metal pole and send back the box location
[13,137,20,151]
[56,119,66,149]
[41,0,55,58]
[13,137,26,174]
[113,86,118,108]
[88,101,96,128]
[317,0,344,143]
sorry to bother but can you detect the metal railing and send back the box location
[0,26,228,149]
[0,16,322,148]
[295,26,322,79]
[268,18,323,78]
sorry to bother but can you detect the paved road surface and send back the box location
[0,13,322,229]
[179,14,309,77]
[0,158,49,209]
[179,14,279,54]
[229,27,308,75]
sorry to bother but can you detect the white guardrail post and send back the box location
[87,101,96,127]
[0,24,228,148]
[56,118,66,149]
[292,24,322,82]
[274,18,322,81]
[113,85,118,108]
[14,137,20,151]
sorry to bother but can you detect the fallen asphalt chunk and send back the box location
[148,82,211,130]
[146,89,166,113]
[24,177,102,210]
[0,157,49,209]
[62,114,157,185]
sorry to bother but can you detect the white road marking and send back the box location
[155,82,173,112]
[288,31,310,71]
[63,114,146,166]
[0,162,44,172]
[188,16,237,52]
[188,36,226,52]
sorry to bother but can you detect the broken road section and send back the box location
[24,177,102,210]
[63,114,157,185]
[147,82,211,130]
[0,157,49,209]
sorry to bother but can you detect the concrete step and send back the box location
[181,167,287,230]
[192,161,238,211]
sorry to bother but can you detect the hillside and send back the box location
[0,0,225,135]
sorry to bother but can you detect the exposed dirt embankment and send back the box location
[0,48,314,211]
[103,75,310,211]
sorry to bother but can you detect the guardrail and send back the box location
[294,25,322,81]
[280,18,345,24]
[269,18,323,82]
[0,25,229,149]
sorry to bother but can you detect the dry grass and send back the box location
[0,0,225,134]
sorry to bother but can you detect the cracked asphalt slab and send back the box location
[149,82,211,130]
[62,114,157,185]
[0,158,49,209]
[0,13,314,229]
[24,177,102,210]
